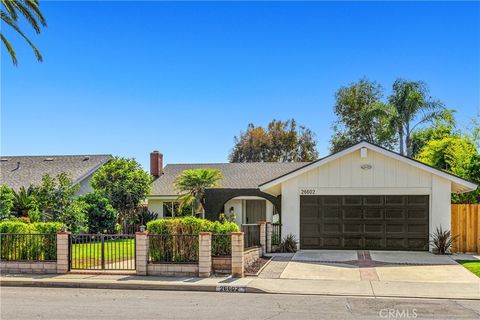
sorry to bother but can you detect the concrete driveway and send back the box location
[265,250,479,283]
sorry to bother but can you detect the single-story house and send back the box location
[147,141,477,251]
[0,154,112,195]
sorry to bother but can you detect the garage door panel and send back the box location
[343,223,362,233]
[300,195,429,250]
[323,223,341,234]
[343,208,362,219]
[323,207,341,219]
[385,209,406,220]
[364,208,383,219]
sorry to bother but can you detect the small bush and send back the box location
[277,234,298,253]
[147,217,239,258]
[431,226,457,254]
[0,221,63,234]
[80,192,117,233]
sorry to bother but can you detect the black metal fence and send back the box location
[241,224,260,249]
[69,234,136,270]
[0,233,57,261]
[148,234,199,263]
[211,234,231,256]
[271,223,282,246]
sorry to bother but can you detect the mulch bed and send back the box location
[245,257,271,275]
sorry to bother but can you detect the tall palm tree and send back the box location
[174,169,223,214]
[388,79,444,157]
[1,0,47,65]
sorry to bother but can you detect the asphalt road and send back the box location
[1,287,479,320]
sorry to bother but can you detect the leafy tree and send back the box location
[230,119,319,162]
[330,79,396,152]
[174,168,223,213]
[388,79,445,157]
[410,109,457,158]
[1,0,47,65]
[35,173,86,231]
[0,185,14,220]
[90,157,152,232]
[416,136,479,203]
[80,192,117,233]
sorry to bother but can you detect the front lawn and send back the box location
[457,260,480,277]
[71,239,135,269]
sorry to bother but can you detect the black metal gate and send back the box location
[69,234,136,270]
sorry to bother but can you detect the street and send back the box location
[1,287,479,320]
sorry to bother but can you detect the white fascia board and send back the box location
[259,141,478,193]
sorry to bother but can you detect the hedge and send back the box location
[147,217,239,257]
[0,221,63,261]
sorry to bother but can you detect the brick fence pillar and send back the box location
[258,222,266,255]
[56,232,70,274]
[231,232,244,278]
[198,232,212,277]
[266,222,272,253]
[136,232,148,276]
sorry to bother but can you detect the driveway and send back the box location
[262,250,480,283]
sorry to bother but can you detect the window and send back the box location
[162,201,195,218]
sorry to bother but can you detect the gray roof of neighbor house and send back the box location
[150,162,310,196]
[0,155,112,191]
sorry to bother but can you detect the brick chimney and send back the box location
[150,151,163,177]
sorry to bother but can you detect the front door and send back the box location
[245,200,266,224]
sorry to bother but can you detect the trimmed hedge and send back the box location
[0,221,63,234]
[146,216,239,235]
[0,221,63,261]
[147,217,239,257]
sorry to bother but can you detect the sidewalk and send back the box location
[1,273,479,300]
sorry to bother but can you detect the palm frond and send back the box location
[0,32,17,65]
[10,0,47,33]
[1,11,42,62]
[1,0,17,20]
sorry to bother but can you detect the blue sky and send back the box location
[2,1,479,169]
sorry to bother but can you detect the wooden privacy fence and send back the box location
[451,204,480,253]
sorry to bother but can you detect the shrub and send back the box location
[147,217,239,257]
[0,185,14,220]
[431,226,457,254]
[277,234,298,253]
[0,221,63,261]
[80,192,117,233]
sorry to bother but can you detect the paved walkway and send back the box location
[2,272,479,300]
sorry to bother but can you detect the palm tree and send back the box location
[12,185,36,216]
[388,79,444,157]
[174,169,223,214]
[1,0,47,65]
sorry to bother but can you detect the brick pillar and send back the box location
[56,232,70,274]
[231,232,244,278]
[266,222,272,253]
[198,232,212,277]
[136,232,148,276]
[258,222,266,255]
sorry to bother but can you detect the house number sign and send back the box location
[299,188,317,195]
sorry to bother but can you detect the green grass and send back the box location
[457,260,480,277]
[71,239,135,268]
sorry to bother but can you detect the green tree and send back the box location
[12,185,37,217]
[174,168,223,214]
[230,119,319,162]
[80,192,117,233]
[416,136,479,203]
[1,0,47,65]
[330,79,396,152]
[410,109,457,158]
[35,173,86,231]
[0,185,14,220]
[90,157,152,232]
[388,79,444,157]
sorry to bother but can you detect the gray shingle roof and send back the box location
[150,162,310,196]
[0,155,112,191]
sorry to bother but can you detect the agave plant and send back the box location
[430,226,458,254]
[278,234,298,253]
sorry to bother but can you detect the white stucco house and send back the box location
[147,141,477,251]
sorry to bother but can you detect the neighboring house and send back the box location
[148,141,477,251]
[0,155,112,195]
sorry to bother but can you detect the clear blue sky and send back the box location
[2,1,479,169]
